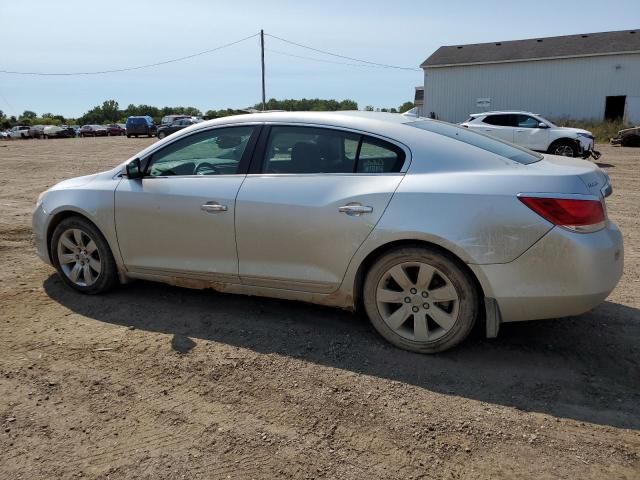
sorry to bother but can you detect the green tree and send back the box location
[398,101,414,113]
[253,98,358,112]
[101,100,120,122]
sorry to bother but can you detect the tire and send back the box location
[51,216,119,294]
[363,247,479,354]
[548,140,577,157]
[157,131,166,139]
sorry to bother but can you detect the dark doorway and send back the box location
[604,95,626,121]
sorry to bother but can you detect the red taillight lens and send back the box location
[518,196,605,232]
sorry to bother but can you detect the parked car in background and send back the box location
[461,111,600,159]
[156,118,202,139]
[126,116,156,138]
[29,125,46,139]
[32,111,622,354]
[80,125,108,137]
[611,126,640,147]
[160,114,191,126]
[44,125,76,139]
[105,124,126,136]
[8,126,31,139]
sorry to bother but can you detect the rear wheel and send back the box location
[51,217,119,294]
[549,140,577,157]
[363,247,479,353]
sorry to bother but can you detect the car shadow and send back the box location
[43,275,640,430]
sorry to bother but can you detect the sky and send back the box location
[0,0,639,118]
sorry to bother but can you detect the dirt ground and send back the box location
[0,137,638,479]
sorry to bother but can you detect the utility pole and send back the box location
[260,29,266,111]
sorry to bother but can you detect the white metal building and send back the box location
[421,29,640,123]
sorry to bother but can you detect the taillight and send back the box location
[518,196,606,232]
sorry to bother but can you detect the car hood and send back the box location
[49,171,107,191]
[553,126,592,136]
[529,154,608,195]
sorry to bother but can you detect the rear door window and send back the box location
[261,126,406,174]
[483,114,517,127]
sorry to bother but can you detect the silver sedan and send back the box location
[32,112,624,353]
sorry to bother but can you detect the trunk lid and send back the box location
[529,154,609,196]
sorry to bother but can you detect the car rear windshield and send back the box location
[407,120,543,165]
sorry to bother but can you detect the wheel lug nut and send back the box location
[423,303,430,309]
[421,291,428,298]
[404,297,411,303]
[412,306,419,313]
[410,288,417,294]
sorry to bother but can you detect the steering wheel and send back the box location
[194,162,220,175]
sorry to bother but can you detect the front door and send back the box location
[115,125,259,280]
[514,114,549,151]
[235,125,407,292]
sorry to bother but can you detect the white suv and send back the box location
[460,111,599,159]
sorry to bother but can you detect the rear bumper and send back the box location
[471,222,623,323]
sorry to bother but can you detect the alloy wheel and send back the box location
[376,261,460,342]
[554,144,574,156]
[56,228,102,287]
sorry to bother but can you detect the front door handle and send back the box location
[339,203,373,216]
[201,201,228,213]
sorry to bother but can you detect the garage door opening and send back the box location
[605,96,626,121]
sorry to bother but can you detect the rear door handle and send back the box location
[339,203,373,216]
[201,201,228,213]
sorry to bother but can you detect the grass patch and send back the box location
[552,119,633,144]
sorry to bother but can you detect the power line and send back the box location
[266,48,383,68]
[265,33,420,71]
[0,33,259,76]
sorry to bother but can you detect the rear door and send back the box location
[479,114,516,142]
[235,125,408,293]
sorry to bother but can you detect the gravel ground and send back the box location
[0,137,639,479]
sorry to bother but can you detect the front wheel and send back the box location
[51,216,119,294]
[363,247,479,353]
[549,140,577,157]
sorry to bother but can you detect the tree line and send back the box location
[0,98,415,129]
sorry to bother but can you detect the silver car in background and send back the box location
[32,112,623,353]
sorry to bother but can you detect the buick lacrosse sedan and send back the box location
[33,112,623,353]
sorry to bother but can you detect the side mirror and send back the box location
[538,122,549,129]
[123,158,142,179]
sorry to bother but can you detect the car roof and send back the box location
[470,111,538,117]
[195,110,415,128]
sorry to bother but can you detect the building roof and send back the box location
[421,29,640,68]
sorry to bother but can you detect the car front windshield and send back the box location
[407,120,543,165]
